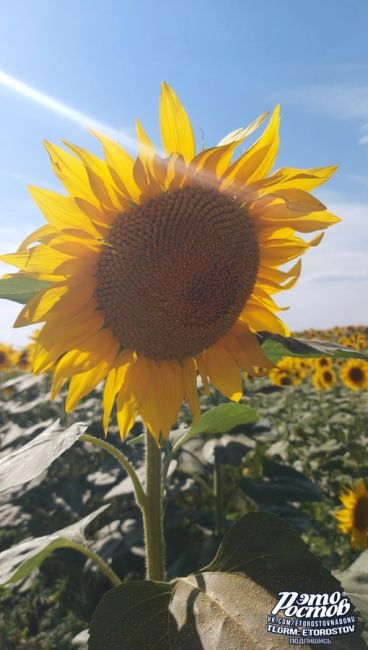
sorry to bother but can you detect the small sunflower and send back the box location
[313,357,332,370]
[269,367,292,386]
[0,344,16,372]
[336,479,368,549]
[312,367,336,390]
[1,84,340,441]
[340,359,368,391]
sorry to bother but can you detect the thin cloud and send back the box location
[287,83,368,145]
[0,170,57,190]
[303,269,368,283]
[0,70,137,150]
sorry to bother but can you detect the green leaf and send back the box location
[335,550,368,619]
[88,581,173,650]
[171,403,258,453]
[0,275,52,304]
[88,513,366,649]
[0,505,109,585]
[0,420,88,493]
[168,512,366,649]
[258,331,368,363]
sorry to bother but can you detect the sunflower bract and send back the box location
[1,83,340,441]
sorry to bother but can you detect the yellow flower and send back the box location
[313,356,332,370]
[340,359,368,391]
[269,367,292,386]
[336,480,368,549]
[1,84,340,441]
[16,343,35,372]
[312,367,336,390]
[0,343,16,372]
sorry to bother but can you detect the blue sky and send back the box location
[0,0,367,346]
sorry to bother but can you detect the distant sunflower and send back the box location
[312,367,336,390]
[340,359,368,391]
[314,357,332,370]
[336,479,368,549]
[0,344,15,372]
[1,84,340,441]
[269,367,292,386]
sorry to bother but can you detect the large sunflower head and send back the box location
[1,84,340,441]
[340,359,368,391]
[336,479,368,549]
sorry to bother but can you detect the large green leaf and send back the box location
[0,505,109,585]
[0,275,52,304]
[89,581,173,650]
[258,331,368,363]
[335,550,368,620]
[169,513,365,649]
[88,513,366,649]
[171,403,258,453]
[0,420,87,493]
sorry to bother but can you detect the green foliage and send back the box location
[0,276,51,304]
[259,331,368,362]
[89,581,172,650]
[0,505,109,584]
[1,359,368,647]
[171,402,258,451]
[335,550,368,620]
[89,513,366,649]
[0,421,87,493]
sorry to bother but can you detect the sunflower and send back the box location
[336,479,368,549]
[269,367,292,386]
[340,359,368,391]
[313,356,332,370]
[1,84,340,441]
[0,344,16,372]
[312,367,336,390]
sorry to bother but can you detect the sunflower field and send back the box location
[0,324,367,649]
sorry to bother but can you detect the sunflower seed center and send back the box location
[95,186,259,360]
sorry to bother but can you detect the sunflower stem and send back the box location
[214,464,225,536]
[143,430,165,581]
[80,434,146,510]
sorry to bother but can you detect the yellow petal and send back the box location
[66,360,112,411]
[251,165,338,195]
[14,284,68,327]
[91,129,141,202]
[1,246,74,274]
[225,321,274,370]
[116,356,150,439]
[205,344,243,401]
[29,187,100,236]
[54,329,117,379]
[136,119,157,175]
[221,105,280,190]
[241,302,290,335]
[44,141,98,205]
[102,350,135,434]
[217,111,269,146]
[160,82,195,162]
[17,225,57,250]
[33,308,104,372]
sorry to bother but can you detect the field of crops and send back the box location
[0,325,367,649]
